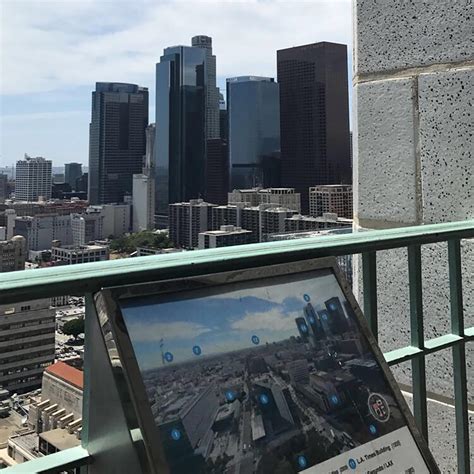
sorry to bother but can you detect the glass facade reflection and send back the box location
[155,46,206,216]
[226,77,280,190]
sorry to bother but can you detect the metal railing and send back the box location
[1,219,472,473]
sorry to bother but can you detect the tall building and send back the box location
[309,184,353,219]
[277,42,351,212]
[88,82,148,205]
[155,46,206,217]
[71,210,103,246]
[0,299,55,394]
[64,163,82,190]
[191,35,220,140]
[15,155,52,202]
[0,173,7,203]
[169,199,216,249]
[0,236,26,272]
[205,139,228,205]
[227,77,280,189]
[133,124,156,232]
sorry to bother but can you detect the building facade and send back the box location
[51,245,109,265]
[169,200,216,249]
[309,185,353,219]
[133,123,156,232]
[0,299,55,393]
[228,188,300,211]
[0,174,7,203]
[70,211,103,246]
[88,82,148,205]
[64,164,82,190]
[205,138,228,205]
[227,77,280,189]
[0,236,26,272]
[198,225,252,249]
[15,156,52,202]
[277,42,351,212]
[155,45,206,217]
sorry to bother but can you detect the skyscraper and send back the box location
[277,42,351,213]
[15,155,52,201]
[64,163,83,190]
[88,82,148,205]
[227,76,280,189]
[191,35,220,139]
[155,46,206,217]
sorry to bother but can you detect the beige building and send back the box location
[309,185,353,219]
[0,236,26,272]
[228,187,301,212]
[198,225,252,249]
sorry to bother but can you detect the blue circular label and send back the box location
[192,345,202,356]
[170,428,181,441]
[348,458,357,469]
[225,390,235,402]
[322,313,328,321]
[330,303,336,311]
[303,294,310,302]
[330,394,339,405]
[308,316,315,324]
[369,424,377,435]
[251,335,260,345]
[297,455,307,468]
[259,394,269,405]
[164,352,173,362]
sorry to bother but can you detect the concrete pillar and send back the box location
[353,1,473,470]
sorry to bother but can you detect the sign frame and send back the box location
[94,256,440,474]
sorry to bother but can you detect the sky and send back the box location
[120,270,349,371]
[0,0,352,168]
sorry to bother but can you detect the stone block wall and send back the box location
[353,1,473,470]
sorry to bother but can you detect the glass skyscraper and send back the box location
[88,82,148,205]
[155,46,206,216]
[226,76,280,190]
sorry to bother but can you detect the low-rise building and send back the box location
[51,244,109,265]
[228,187,300,212]
[198,225,252,249]
[0,236,26,272]
[285,213,352,232]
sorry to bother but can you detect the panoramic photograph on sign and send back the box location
[119,269,430,473]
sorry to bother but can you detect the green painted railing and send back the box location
[1,219,472,473]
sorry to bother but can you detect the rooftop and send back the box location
[45,362,83,390]
[39,429,80,452]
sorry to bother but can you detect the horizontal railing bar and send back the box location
[2,446,91,473]
[1,220,473,304]
[384,332,472,365]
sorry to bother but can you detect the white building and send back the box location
[132,123,155,232]
[99,204,131,238]
[15,155,52,202]
[198,225,252,249]
[228,187,300,212]
[51,244,109,265]
[14,215,72,252]
[309,185,353,219]
[71,211,103,246]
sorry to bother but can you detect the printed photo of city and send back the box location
[120,270,408,473]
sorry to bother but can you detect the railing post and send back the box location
[362,251,378,340]
[448,238,470,474]
[407,245,428,441]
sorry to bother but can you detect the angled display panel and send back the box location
[94,259,439,474]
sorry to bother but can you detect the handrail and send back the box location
[1,219,473,304]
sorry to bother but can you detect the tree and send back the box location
[63,317,85,339]
[109,231,174,254]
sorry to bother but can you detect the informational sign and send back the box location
[101,265,436,473]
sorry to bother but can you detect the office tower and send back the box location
[169,199,216,249]
[219,91,227,141]
[325,297,349,334]
[155,46,206,217]
[0,174,7,203]
[75,173,88,195]
[304,303,325,340]
[227,77,280,189]
[205,139,228,205]
[88,82,148,205]
[64,163,83,189]
[198,225,252,249]
[133,124,156,232]
[191,35,220,140]
[309,184,353,219]
[295,316,309,342]
[0,235,26,272]
[15,155,52,201]
[71,211,104,246]
[277,42,351,213]
[0,209,16,240]
[0,299,55,393]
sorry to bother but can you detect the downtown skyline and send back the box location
[0,1,352,167]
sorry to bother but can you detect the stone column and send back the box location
[353,1,473,470]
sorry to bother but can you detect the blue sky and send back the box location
[120,271,348,371]
[0,0,352,167]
